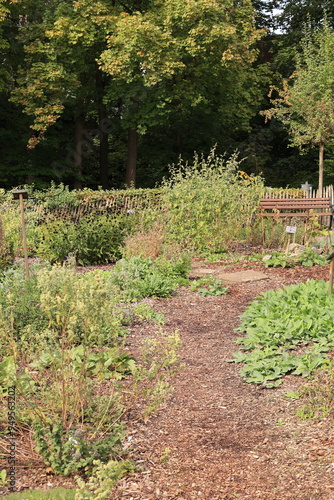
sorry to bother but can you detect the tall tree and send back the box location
[10,0,114,188]
[274,0,334,36]
[6,0,265,188]
[0,0,10,92]
[98,0,264,186]
[262,20,334,192]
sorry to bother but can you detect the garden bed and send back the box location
[2,258,334,499]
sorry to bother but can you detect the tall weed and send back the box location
[161,148,263,253]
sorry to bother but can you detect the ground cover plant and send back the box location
[0,256,186,495]
[230,279,334,387]
[189,276,229,296]
[288,359,334,421]
[0,488,76,499]
[264,248,327,268]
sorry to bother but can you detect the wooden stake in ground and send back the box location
[12,190,29,278]
[327,252,334,294]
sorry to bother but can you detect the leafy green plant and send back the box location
[197,283,229,296]
[75,459,135,500]
[0,469,7,487]
[39,182,79,210]
[203,252,229,263]
[297,247,327,267]
[189,276,228,296]
[75,214,135,265]
[34,213,136,265]
[109,255,186,301]
[264,249,327,268]
[33,218,77,264]
[132,302,165,325]
[29,345,136,380]
[155,254,191,280]
[32,417,125,476]
[263,251,293,268]
[230,280,334,387]
[189,275,217,291]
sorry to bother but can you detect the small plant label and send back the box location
[286,226,297,234]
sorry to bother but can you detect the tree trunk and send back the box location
[99,101,109,189]
[73,113,85,190]
[96,68,110,189]
[318,141,324,195]
[126,128,138,187]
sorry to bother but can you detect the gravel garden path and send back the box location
[110,260,334,500]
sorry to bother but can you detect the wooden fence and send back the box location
[262,185,334,202]
[261,186,334,229]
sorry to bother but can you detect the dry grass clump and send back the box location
[122,225,165,259]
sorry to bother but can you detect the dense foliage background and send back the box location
[1,0,334,190]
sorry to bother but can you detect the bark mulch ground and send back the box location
[2,259,334,499]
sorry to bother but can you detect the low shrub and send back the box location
[34,213,137,265]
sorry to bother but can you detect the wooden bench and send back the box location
[257,197,333,227]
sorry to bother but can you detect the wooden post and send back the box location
[261,216,265,246]
[327,252,334,294]
[12,190,29,278]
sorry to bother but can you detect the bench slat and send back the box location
[260,202,330,206]
[256,197,333,224]
[259,212,332,217]
[259,200,330,206]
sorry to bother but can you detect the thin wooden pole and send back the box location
[19,193,29,278]
[329,258,334,295]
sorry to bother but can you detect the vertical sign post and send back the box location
[12,190,29,278]
[285,225,297,254]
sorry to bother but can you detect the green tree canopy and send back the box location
[98,0,264,184]
[262,19,334,192]
[0,0,276,189]
[0,0,10,92]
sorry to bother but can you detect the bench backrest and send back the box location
[259,197,332,210]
